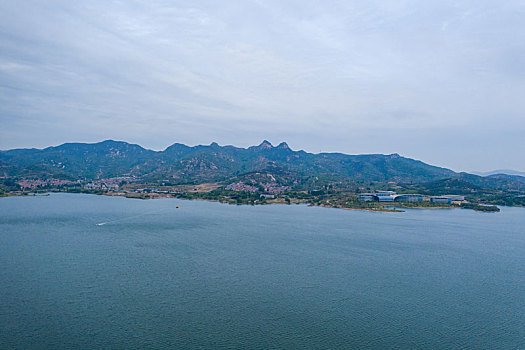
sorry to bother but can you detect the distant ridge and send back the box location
[471,169,525,177]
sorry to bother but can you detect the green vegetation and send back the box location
[460,203,500,212]
[0,178,20,196]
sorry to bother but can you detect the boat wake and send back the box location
[95,206,176,226]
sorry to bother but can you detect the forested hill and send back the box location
[0,140,522,192]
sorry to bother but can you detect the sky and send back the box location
[1,0,524,172]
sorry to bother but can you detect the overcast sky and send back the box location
[1,1,524,172]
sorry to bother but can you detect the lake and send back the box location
[1,193,524,349]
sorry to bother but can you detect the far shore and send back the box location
[1,190,503,213]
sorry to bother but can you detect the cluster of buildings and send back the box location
[262,182,291,194]
[225,181,291,194]
[83,177,137,191]
[225,182,259,192]
[358,191,465,204]
[224,182,279,200]
[17,179,77,189]
[83,182,119,191]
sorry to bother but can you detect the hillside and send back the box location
[487,173,525,185]
[1,140,455,183]
[1,140,524,196]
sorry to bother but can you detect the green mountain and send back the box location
[1,140,523,193]
[0,140,154,179]
[486,173,525,185]
[456,172,525,192]
[0,140,453,182]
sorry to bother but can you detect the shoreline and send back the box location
[2,190,502,213]
[312,203,405,213]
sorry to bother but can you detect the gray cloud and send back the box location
[1,0,524,172]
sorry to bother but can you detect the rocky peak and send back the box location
[250,140,273,150]
[276,142,290,150]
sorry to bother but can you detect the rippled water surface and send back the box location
[1,193,524,349]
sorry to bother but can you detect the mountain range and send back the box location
[1,140,524,192]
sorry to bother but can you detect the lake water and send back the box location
[1,193,524,349]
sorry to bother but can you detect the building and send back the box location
[394,194,423,202]
[430,195,466,204]
[359,191,463,204]
[358,193,376,202]
[430,197,452,204]
[358,191,397,202]
[377,194,394,202]
[376,191,396,202]
[376,190,396,195]
[440,195,465,201]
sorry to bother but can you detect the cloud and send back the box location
[0,0,524,171]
